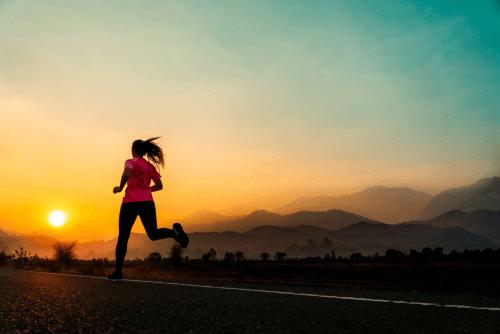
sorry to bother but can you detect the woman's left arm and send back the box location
[150,178,163,192]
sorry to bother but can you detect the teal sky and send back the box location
[0,0,499,223]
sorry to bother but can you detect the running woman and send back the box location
[108,137,188,280]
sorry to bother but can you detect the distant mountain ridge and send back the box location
[0,230,58,257]
[1,177,498,259]
[408,209,500,243]
[334,221,495,255]
[193,209,378,232]
[276,186,432,223]
[177,209,233,232]
[275,177,499,223]
[421,177,500,219]
[1,210,497,260]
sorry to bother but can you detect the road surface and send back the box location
[1,268,499,333]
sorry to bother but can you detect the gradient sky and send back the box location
[1,0,499,241]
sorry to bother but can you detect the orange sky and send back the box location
[0,1,498,241]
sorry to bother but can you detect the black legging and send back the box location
[115,201,176,272]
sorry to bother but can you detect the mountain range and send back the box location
[274,177,500,223]
[1,177,498,259]
[183,209,378,233]
[176,177,500,231]
[275,186,432,223]
[409,210,500,243]
[1,209,498,259]
[420,177,500,219]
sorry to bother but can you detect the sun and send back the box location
[48,210,66,228]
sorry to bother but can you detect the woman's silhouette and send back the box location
[108,137,188,280]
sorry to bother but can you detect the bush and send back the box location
[274,252,286,262]
[202,248,217,263]
[235,251,245,262]
[385,249,406,261]
[53,241,76,265]
[146,252,162,263]
[169,244,183,267]
[14,247,29,266]
[0,250,12,265]
[224,252,235,262]
[259,252,270,262]
[350,252,364,261]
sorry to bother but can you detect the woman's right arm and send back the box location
[113,168,131,194]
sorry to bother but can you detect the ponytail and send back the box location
[132,137,165,169]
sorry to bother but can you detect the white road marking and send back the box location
[3,268,500,312]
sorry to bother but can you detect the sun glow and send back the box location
[48,210,66,228]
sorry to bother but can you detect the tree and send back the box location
[385,249,406,261]
[53,242,76,265]
[0,250,11,265]
[169,244,183,267]
[422,247,433,259]
[224,252,235,262]
[148,252,162,263]
[235,251,245,262]
[259,252,270,262]
[14,247,29,266]
[433,247,443,258]
[349,252,363,261]
[274,252,286,262]
[202,248,217,263]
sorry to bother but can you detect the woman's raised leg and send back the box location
[138,201,176,240]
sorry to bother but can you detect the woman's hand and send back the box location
[114,168,130,194]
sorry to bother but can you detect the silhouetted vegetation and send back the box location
[169,244,183,267]
[13,247,30,267]
[235,251,245,262]
[0,250,13,265]
[3,245,500,296]
[224,252,235,262]
[274,252,286,262]
[259,252,270,262]
[146,252,162,263]
[53,242,76,265]
[202,248,217,263]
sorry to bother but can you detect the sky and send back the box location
[0,0,499,241]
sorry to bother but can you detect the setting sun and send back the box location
[48,210,66,228]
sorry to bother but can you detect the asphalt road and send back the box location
[1,268,500,333]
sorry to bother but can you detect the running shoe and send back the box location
[173,222,189,248]
[107,270,123,282]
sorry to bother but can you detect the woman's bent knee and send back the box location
[147,233,158,241]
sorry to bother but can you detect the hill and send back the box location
[0,230,58,257]
[409,210,500,243]
[276,186,432,223]
[421,177,500,219]
[74,221,497,259]
[2,209,498,260]
[205,209,377,232]
[334,221,496,255]
[176,209,233,232]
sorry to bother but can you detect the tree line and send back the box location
[2,243,500,267]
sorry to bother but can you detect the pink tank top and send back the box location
[122,157,161,203]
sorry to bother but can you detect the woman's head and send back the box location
[131,137,165,168]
